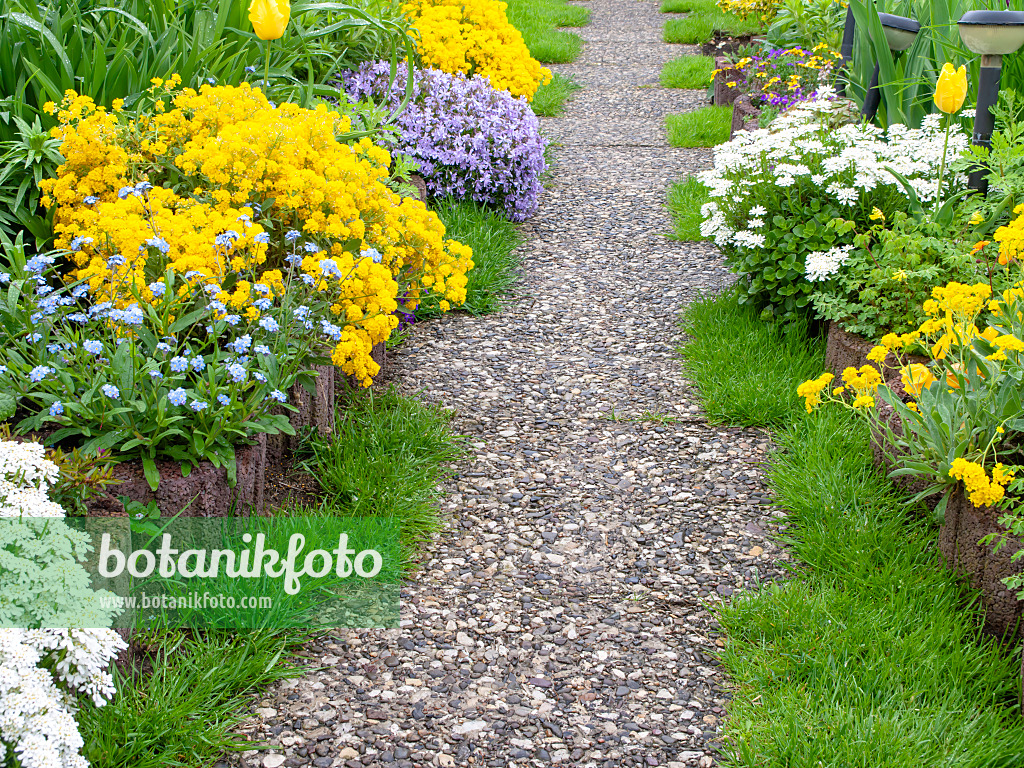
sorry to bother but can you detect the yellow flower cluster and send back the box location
[949,457,1015,507]
[841,364,883,409]
[918,282,992,360]
[717,0,780,21]
[994,203,1024,266]
[403,0,552,101]
[40,83,473,386]
[796,371,832,413]
[798,364,882,412]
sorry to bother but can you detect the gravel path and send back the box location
[233,3,788,767]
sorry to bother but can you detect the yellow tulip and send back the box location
[249,0,289,41]
[933,63,967,114]
[901,363,936,396]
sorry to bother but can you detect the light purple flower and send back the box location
[342,63,547,221]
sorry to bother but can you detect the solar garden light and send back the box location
[861,13,920,121]
[839,5,856,94]
[958,10,1024,193]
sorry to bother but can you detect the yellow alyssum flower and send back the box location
[841,364,882,395]
[866,345,888,364]
[851,393,875,409]
[797,372,833,413]
[249,0,290,41]
[949,457,1011,507]
[403,0,551,101]
[934,63,967,114]
[39,83,474,387]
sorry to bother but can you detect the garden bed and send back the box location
[712,55,745,106]
[728,94,759,138]
[941,490,1024,640]
[700,31,758,57]
[824,321,927,377]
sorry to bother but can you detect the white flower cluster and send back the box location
[698,89,969,250]
[0,440,125,768]
[805,245,854,281]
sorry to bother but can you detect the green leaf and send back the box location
[142,455,160,492]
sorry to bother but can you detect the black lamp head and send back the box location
[877,13,920,52]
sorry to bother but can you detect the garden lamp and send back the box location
[839,5,856,94]
[958,10,1024,193]
[861,13,920,121]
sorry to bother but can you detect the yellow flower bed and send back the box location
[403,0,552,101]
[41,81,473,385]
[717,0,780,22]
[799,278,1024,509]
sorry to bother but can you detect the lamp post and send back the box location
[839,5,856,95]
[861,13,920,121]
[957,10,1024,194]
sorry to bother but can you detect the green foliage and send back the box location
[0,391,14,421]
[531,73,582,117]
[766,0,844,50]
[0,115,61,247]
[842,0,1024,128]
[679,288,825,426]
[661,55,715,89]
[666,177,711,241]
[422,198,523,316]
[666,106,733,147]
[811,213,991,339]
[962,90,1024,214]
[504,0,589,64]
[735,198,850,320]
[301,387,464,563]
[78,630,305,768]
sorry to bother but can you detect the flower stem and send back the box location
[264,40,272,98]
[936,116,951,209]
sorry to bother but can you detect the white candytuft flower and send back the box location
[805,245,853,281]
[0,439,126,768]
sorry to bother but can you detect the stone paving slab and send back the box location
[228,2,783,768]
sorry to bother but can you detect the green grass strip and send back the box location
[302,387,464,561]
[666,177,711,242]
[424,197,523,316]
[666,105,733,147]
[664,12,761,44]
[661,55,715,88]
[505,0,589,64]
[532,72,583,117]
[661,0,719,12]
[679,289,1024,767]
[679,290,824,427]
[79,631,305,768]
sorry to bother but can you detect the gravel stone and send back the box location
[230,1,788,767]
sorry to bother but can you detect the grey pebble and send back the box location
[228,2,790,768]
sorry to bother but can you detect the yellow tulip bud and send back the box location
[249,0,289,41]
[934,62,967,114]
